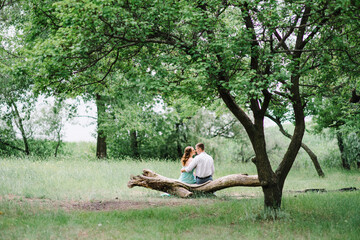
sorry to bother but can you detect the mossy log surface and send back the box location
[128,169,261,198]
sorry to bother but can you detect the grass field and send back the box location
[0,156,359,239]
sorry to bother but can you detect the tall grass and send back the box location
[0,157,179,200]
[0,156,264,201]
[0,156,358,201]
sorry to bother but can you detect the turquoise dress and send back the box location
[178,168,196,184]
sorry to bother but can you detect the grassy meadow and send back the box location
[0,127,359,239]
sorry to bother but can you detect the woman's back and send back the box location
[179,158,196,184]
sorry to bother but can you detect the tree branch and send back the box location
[300,7,342,49]
[217,85,256,141]
[295,5,312,53]
[69,48,122,92]
[0,138,26,153]
[260,89,272,117]
[265,114,325,177]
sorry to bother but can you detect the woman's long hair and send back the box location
[181,146,193,166]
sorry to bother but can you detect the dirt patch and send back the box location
[0,194,213,212]
[63,199,191,211]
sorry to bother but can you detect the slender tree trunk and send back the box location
[336,131,350,170]
[266,115,325,177]
[177,141,182,158]
[96,94,107,159]
[54,130,61,157]
[130,130,139,158]
[175,122,183,157]
[9,100,30,155]
[301,144,324,176]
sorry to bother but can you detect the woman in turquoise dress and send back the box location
[178,146,196,184]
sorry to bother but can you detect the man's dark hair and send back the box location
[196,143,205,151]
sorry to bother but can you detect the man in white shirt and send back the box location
[181,143,214,184]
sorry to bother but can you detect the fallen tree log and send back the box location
[128,169,262,198]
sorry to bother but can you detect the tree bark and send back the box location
[54,130,61,157]
[96,94,107,159]
[9,100,30,155]
[336,131,350,170]
[130,130,139,158]
[175,122,183,158]
[128,169,261,198]
[300,144,324,176]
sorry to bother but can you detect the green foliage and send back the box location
[309,76,360,168]
[0,138,67,157]
[23,0,360,141]
[27,139,67,157]
[343,132,360,166]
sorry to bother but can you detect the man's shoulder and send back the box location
[193,153,203,160]
[203,152,212,156]
[196,152,213,160]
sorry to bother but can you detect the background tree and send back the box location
[32,98,73,157]
[0,0,34,155]
[104,83,200,159]
[311,78,360,169]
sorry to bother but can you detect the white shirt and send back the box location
[183,152,214,178]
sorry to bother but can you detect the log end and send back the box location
[143,169,158,177]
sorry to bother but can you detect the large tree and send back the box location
[24,0,360,210]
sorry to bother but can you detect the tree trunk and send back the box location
[128,169,261,198]
[251,132,282,210]
[262,183,282,210]
[336,132,350,170]
[9,100,30,155]
[217,85,281,209]
[96,133,107,159]
[96,94,107,159]
[130,130,139,158]
[301,144,324,176]
[54,130,61,157]
[266,115,325,177]
[175,123,183,158]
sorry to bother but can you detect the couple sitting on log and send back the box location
[179,143,215,185]
[128,143,260,198]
